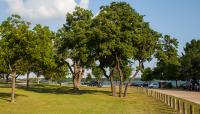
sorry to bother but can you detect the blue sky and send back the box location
[88,0,200,55]
[0,0,200,55]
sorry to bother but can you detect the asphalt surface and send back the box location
[150,89,200,104]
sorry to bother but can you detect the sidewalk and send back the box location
[151,89,200,104]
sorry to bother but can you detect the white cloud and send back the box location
[4,0,80,20]
[3,0,90,30]
[80,0,90,9]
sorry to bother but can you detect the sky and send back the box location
[0,0,200,54]
[0,0,200,66]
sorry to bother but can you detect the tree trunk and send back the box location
[6,74,9,83]
[73,75,79,91]
[101,67,116,96]
[72,60,84,92]
[11,70,16,103]
[110,75,116,96]
[48,78,52,84]
[26,72,30,89]
[73,60,79,92]
[175,80,178,88]
[118,73,123,98]
[36,72,40,85]
[124,69,140,97]
[77,67,84,89]
[1,74,5,80]
[116,55,123,98]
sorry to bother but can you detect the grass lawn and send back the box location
[0,84,178,114]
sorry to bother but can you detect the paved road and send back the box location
[151,89,200,104]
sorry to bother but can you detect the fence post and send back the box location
[175,98,178,111]
[183,102,187,114]
[168,95,170,105]
[179,100,183,114]
[165,94,167,104]
[171,97,173,108]
[189,104,193,114]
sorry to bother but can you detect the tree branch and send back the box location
[128,60,143,83]
[100,67,109,79]
[62,59,74,74]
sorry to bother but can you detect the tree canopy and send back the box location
[57,7,93,91]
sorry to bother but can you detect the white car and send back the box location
[148,83,159,88]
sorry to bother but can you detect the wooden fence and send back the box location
[136,87,200,114]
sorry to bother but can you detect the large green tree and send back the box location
[57,7,93,91]
[92,2,160,97]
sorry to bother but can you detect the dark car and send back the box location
[88,81,103,87]
[181,81,199,91]
[130,82,143,87]
[141,83,148,87]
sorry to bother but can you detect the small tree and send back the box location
[44,61,68,86]
[30,24,56,85]
[92,66,103,83]
[154,35,180,81]
[181,39,200,80]
[85,73,93,82]
[0,14,30,102]
[141,67,153,83]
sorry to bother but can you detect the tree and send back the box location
[0,14,30,102]
[92,2,135,97]
[85,73,93,82]
[92,2,160,97]
[181,39,200,80]
[154,35,180,81]
[141,67,154,82]
[44,61,68,86]
[123,20,160,97]
[92,66,103,83]
[30,24,56,85]
[57,7,93,91]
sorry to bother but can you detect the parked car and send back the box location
[141,83,148,87]
[130,82,143,87]
[181,81,200,91]
[88,81,103,87]
[148,83,159,88]
[81,82,89,85]
[159,81,172,88]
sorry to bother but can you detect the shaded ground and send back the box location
[0,84,178,114]
[151,89,200,104]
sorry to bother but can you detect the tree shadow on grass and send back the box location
[0,92,27,102]
[20,85,111,96]
[0,84,11,88]
[150,101,178,114]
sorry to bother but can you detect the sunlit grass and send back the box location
[0,84,177,114]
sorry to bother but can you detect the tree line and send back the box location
[0,2,199,102]
[141,39,200,86]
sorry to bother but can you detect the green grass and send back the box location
[0,84,178,114]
